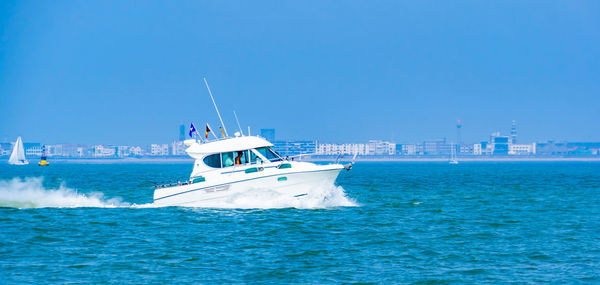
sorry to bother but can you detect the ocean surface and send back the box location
[0,162,599,283]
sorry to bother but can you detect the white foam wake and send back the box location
[181,183,358,209]
[0,177,129,209]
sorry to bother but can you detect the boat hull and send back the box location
[153,166,343,207]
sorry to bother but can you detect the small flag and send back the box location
[205,124,211,139]
[220,127,226,138]
[189,123,197,137]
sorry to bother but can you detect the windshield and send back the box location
[256,147,283,162]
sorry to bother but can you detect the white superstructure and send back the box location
[153,135,350,206]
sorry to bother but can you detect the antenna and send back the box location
[233,110,243,136]
[203,78,229,137]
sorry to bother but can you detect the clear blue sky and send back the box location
[1,1,599,145]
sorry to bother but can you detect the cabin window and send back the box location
[250,150,262,164]
[234,150,248,165]
[221,151,249,167]
[222,152,235,167]
[203,153,222,168]
[204,150,256,168]
[256,147,283,162]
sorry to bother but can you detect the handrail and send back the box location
[154,176,205,189]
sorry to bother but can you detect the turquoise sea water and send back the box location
[1,162,599,283]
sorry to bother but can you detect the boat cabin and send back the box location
[185,136,285,176]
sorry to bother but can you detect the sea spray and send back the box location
[0,177,128,208]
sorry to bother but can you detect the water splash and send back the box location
[0,177,128,209]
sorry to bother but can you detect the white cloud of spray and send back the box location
[0,177,128,208]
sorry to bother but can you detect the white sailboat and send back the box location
[8,136,29,165]
[449,142,458,164]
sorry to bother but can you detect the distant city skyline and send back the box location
[2,118,599,159]
[1,1,599,145]
[0,119,592,146]
[3,131,599,159]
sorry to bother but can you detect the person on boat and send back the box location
[223,153,234,167]
[235,151,243,165]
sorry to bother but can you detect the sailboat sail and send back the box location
[8,136,28,165]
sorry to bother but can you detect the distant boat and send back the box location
[38,145,49,166]
[449,142,458,165]
[8,136,29,165]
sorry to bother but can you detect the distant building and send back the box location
[24,143,42,157]
[510,120,518,144]
[509,143,535,155]
[565,142,600,155]
[46,144,63,157]
[423,140,438,155]
[62,144,90,157]
[316,140,395,156]
[151,144,170,156]
[490,132,509,155]
[260,129,275,142]
[401,144,417,155]
[423,139,450,155]
[535,141,600,156]
[116,146,130,157]
[480,141,489,155]
[273,140,316,157]
[473,143,482,155]
[76,146,87,157]
[94,145,116,157]
[459,144,474,155]
[0,143,10,156]
[179,124,186,141]
[317,143,370,155]
[172,141,186,156]
[368,140,396,155]
[346,144,368,155]
[567,142,600,155]
[129,146,144,156]
[415,143,424,155]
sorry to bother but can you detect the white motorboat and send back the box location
[154,78,352,206]
[153,135,351,206]
[8,136,29,165]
